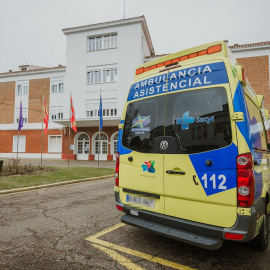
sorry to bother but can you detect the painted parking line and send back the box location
[86,223,197,270]
[92,243,146,270]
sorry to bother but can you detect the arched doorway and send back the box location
[93,132,108,160]
[76,133,90,160]
[111,132,119,160]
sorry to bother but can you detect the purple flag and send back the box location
[99,94,103,130]
[18,101,23,131]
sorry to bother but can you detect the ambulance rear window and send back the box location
[122,95,166,153]
[166,87,232,154]
[122,87,232,154]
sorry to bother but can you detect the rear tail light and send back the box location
[224,232,244,240]
[116,204,123,212]
[115,152,120,187]
[237,153,254,207]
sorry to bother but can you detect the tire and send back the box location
[249,210,268,251]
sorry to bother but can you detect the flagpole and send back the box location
[68,91,71,167]
[17,99,22,161]
[98,90,101,168]
[41,94,44,166]
[98,119,100,169]
[17,130,19,161]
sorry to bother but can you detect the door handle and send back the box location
[193,175,199,185]
[166,170,185,175]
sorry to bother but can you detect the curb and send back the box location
[0,174,114,195]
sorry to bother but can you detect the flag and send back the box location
[18,101,23,131]
[99,93,103,130]
[44,100,49,133]
[70,96,77,132]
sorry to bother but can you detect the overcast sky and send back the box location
[0,0,269,73]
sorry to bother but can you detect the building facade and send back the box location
[0,16,269,160]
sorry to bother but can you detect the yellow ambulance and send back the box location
[115,41,270,250]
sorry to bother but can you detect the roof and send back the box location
[229,41,270,49]
[62,16,155,56]
[0,65,66,76]
[63,15,145,32]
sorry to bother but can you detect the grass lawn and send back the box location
[0,167,114,191]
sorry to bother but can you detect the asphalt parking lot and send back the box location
[1,177,270,270]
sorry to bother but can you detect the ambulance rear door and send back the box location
[163,61,238,228]
[119,71,168,215]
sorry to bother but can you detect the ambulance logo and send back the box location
[141,160,155,173]
[176,111,195,130]
[177,111,215,130]
[132,115,151,128]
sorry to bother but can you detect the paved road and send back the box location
[1,178,270,270]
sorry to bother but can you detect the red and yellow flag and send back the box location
[44,100,49,133]
[70,96,77,132]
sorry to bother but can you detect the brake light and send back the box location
[237,153,254,207]
[115,152,120,186]
[135,44,222,75]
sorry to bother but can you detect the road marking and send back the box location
[92,243,146,270]
[86,223,197,270]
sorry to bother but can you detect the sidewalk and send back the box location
[2,158,116,169]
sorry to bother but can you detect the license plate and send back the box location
[126,194,155,208]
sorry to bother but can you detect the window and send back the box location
[51,107,63,120]
[88,34,118,51]
[103,68,117,82]
[15,106,27,124]
[12,136,26,152]
[122,87,232,154]
[87,68,117,84]
[86,99,117,118]
[52,83,64,93]
[51,77,64,93]
[17,81,28,95]
[244,95,267,150]
[112,133,119,154]
[167,87,231,154]
[94,133,108,154]
[48,136,62,153]
[87,70,101,84]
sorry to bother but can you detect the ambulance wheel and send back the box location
[250,210,268,251]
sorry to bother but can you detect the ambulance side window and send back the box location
[261,112,270,150]
[244,95,268,150]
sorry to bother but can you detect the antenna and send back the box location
[123,0,126,19]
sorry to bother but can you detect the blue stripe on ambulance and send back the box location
[117,129,132,155]
[189,143,238,196]
[127,62,229,102]
[233,82,263,201]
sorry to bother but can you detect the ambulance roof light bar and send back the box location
[136,44,222,75]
